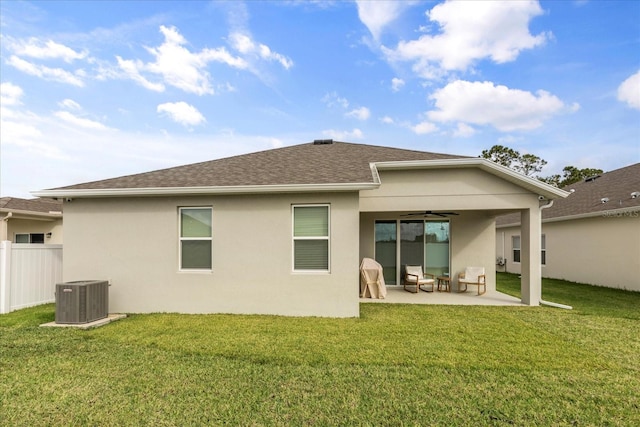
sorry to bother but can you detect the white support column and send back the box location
[520,208,541,306]
[0,241,12,314]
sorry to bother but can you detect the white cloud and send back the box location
[7,55,85,86]
[58,99,82,110]
[0,82,24,106]
[9,38,87,63]
[383,1,549,78]
[321,128,364,140]
[0,107,67,160]
[157,101,206,126]
[116,56,165,92]
[356,1,415,40]
[427,80,566,131]
[53,111,110,130]
[229,32,293,69]
[453,122,476,137]
[381,116,395,124]
[322,92,349,109]
[411,121,438,135]
[617,70,640,110]
[391,77,405,92]
[1,119,43,140]
[118,25,248,95]
[345,106,371,121]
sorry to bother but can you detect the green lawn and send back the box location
[1,273,638,426]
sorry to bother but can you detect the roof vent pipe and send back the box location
[631,191,640,199]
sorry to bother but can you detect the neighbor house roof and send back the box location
[497,162,640,226]
[31,140,568,199]
[0,197,63,219]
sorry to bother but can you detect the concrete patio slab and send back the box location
[40,313,127,329]
[360,287,525,306]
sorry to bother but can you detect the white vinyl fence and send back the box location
[0,241,63,314]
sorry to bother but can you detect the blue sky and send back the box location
[1,0,638,198]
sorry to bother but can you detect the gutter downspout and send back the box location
[538,200,573,310]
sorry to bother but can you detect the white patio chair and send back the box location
[458,267,486,295]
[404,265,435,293]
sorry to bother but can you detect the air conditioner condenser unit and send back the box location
[55,280,109,324]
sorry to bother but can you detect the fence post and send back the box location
[0,241,11,314]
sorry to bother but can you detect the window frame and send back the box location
[15,233,45,244]
[15,233,30,243]
[512,234,546,265]
[292,204,330,273]
[512,235,521,263]
[178,206,213,272]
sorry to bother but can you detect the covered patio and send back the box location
[360,287,524,306]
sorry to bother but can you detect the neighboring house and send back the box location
[0,197,63,244]
[33,140,568,317]
[496,163,640,292]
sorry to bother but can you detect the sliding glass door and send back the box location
[374,221,397,284]
[400,220,424,282]
[375,219,450,285]
[425,220,450,277]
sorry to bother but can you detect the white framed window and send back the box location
[15,233,44,244]
[292,204,330,272]
[15,233,30,243]
[512,234,546,265]
[179,207,212,271]
[512,236,521,263]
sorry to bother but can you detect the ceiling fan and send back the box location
[401,210,459,218]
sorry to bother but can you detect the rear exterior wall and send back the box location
[62,192,361,317]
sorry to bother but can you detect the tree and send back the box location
[481,145,602,187]
[538,166,604,187]
[480,145,521,169]
[480,145,546,177]
[514,153,547,177]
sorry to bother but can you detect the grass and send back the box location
[1,273,639,426]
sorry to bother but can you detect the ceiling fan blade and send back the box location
[401,210,459,217]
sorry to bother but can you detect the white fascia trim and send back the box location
[372,158,570,199]
[0,209,62,220]
[31,182,379,198]
[496,206,640,228]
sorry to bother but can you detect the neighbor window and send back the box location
[512,236,521,263]
[15,233,44,244]
[293,205,329,271]
[179,207,212,270]
[512,235,546,264]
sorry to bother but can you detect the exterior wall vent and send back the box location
[313,139,334,145]
[55,280,109,324]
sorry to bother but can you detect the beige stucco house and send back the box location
[1,197,63,244]
[33,141,568,317]
[496,163,640,292]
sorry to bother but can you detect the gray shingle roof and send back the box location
[497,163,640,225]
[52,141,465,190]
[0,197,63,214]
